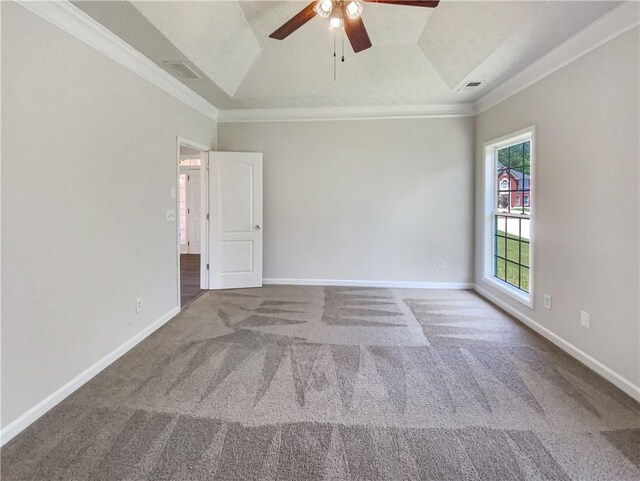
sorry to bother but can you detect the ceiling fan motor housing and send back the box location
[269,0,440,54]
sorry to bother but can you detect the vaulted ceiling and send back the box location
[74,1,619,110]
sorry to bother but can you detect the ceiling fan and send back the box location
[269,0,440,53]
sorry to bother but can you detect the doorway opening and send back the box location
[177,138,209,308]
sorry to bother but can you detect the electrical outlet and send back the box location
[543,295,552,310]
[437,260,446,270]
[166,210,176,222]
[136,297,144,313]
[580,310,590,329]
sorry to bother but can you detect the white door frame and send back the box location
[178,167,189,254]
[176,136,211,308]
[186,166,202,254]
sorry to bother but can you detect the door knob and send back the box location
[255,225,261,230]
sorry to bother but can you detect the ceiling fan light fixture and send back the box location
[329,10,344,30]
[345,1,363,20]
[314,0,333,18]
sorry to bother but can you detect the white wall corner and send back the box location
[474,285,640,403]
[0,306,180,447]
[475,1,640,114]
[16,0,219,122]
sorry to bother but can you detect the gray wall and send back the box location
[218,117,475,284]
[1,3,217,428]
[475,28,640,387]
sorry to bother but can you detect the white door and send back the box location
[208,152,263,289]
[187,169,201,254]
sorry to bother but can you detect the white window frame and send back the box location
[482,126,535,308]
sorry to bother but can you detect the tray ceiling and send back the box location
[73,1,619,110]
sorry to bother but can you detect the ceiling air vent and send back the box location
[163,61,201,80]
[458,81,482,91]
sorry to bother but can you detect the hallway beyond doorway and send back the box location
[180,254,204,307]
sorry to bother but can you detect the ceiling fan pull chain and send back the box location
[333,31,337,81]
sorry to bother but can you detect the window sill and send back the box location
[483,275,533,309]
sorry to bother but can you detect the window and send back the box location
[483,128,534,307]
[179,157,200,167]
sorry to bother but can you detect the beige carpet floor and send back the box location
[2,286,639,480]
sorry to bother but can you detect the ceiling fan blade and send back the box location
[340,5,372,53]
[269,2,318,40]
[362,0,440,7]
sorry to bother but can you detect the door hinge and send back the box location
[206,213,210,220]
[187,208,190,214]
[206,263,210,270]
[187,241,190,246]
[187,175,190,181]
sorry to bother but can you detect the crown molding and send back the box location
[475,1,640,115]
[218,103,476,123]
[17,1,219,121]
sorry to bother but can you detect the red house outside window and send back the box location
[497,165,531,211]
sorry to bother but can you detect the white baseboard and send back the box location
[474,285,640,403]
[263,278,474,289]
[0,306,181,446]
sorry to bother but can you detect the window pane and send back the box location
[520,267,530,292]
[495,257,506,281]
[179,158,200,167]
[520,218,531,242]
[506,238,520,263]
[506,216,519,237]
[521,241,530,268]
[496,234,505,259]
[506,261,520,289]
[509,144,523,170]
[497,194,509,212]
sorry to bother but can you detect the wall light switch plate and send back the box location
[543,295,552,310]
[166,209,176,222]
[580,311,590,329]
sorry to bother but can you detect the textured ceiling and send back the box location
[132,1,261,96]
[74,1,619,110]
